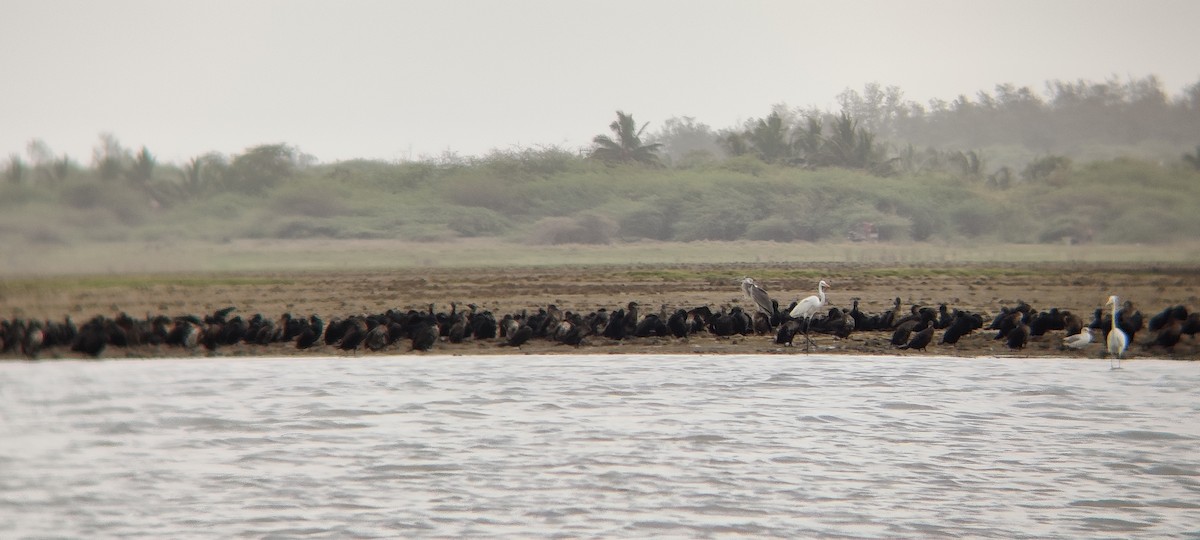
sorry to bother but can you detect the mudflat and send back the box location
[1,262,1197,360]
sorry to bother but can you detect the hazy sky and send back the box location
[2,0,1197,164]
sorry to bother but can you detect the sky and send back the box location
[2,0,1198,165]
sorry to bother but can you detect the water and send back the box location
[1,355,1198,539]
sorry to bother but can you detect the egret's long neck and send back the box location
[1111,298,1120,331]
[818,284,826,304]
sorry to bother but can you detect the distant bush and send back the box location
[2,137,1198,248]
[59,181,150,226]
[1021,155,1071,184]
[617,201,675,241]
[1038,216,1093,243]
[717,154,769,176]
[272,218,342,239]
[25,226,67,245]
[1101,207,1185,244]
[527,213,618,245]
[745,217,797,241]
[948,198,1006,238]
[441,170,528,214]
[61,182,104,209]
[673,205,753,241]
[472,146,582,179]
[448,208,511,237]
[271,187,348,218]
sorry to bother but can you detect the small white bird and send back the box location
[1062,328,1092,350]
[1106,295,1129,369]
[790,280,829,351]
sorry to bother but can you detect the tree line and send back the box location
[644,75,1200,174]
[3,76,1199,248]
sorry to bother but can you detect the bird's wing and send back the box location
[751,285,772,315]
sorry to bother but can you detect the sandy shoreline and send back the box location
[2,262,1197,360]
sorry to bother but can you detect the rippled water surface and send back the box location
[2,355,1199,538]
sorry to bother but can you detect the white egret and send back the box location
[789,280,829,352]
[1106,295,1128,369]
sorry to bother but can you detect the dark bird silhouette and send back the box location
[1147,305,1178,333]
[470,308,498,340]
[879,297,902,329]
[1182,312,1200,338]
[501,325,534,347]
[774,320,801,346]
[667,309,691,339]
[993,310,1024,341]
[1152,317,1183,351]
[1117,300,1144,343]
[940,311,978,345]
[1006,321,1030,351]
[848,299,874,331]
[1150,305,1187,351]
[898,322,934,351]
[323,317,346,346]
[363,324,390,352]
[623,302,640,336]
[20,321,45,358]
[729,306,752,335]
[338,317,369,352]
[71,321,108,358]
[447,314,468,344]
[634,314,668,337]
[602,308,628,340]
[1028,308,1065,337]
[752,312,772,335]
[1063,311,1084,337]
[500,313,520,339]
[707,308,736,337]
[411,322,439,351]
[821,307,855,339]
[557,315,588,346]
[296,325,320,349]
[892,305,937,347]
[891,319,919,347]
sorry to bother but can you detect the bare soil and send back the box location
[2,262,1198,360]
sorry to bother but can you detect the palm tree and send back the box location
[823,112,861,167]
[747,112,791,164]
[794,117,823,163]
[128,146,156,186]
[590,111,663,165]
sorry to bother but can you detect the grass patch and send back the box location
[0,274,292,294]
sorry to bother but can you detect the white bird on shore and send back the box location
[1106,295,1128,369]
[1062,328,1092,350]
[789,280,829,352]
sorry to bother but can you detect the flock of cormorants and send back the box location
[1,279,1198,360]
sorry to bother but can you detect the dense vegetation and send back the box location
[3,76,1199,248]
